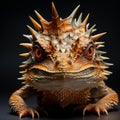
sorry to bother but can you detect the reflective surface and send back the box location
[1,94,120,120]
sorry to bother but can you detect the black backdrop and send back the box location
[0,0,120,95]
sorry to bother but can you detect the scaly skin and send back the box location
[9,84,118,118]
[9,2,119,118]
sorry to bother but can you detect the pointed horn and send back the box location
[67,5,80,23]
[22,58,32,64]
[51,2,61,26]
[89,24,96,32]
[102,70,112,75]
[100,56,110,60]
[19,64,28,68]
[29,16,41,31]
[19,70,27,74]
[52,2,59,18]
[27,25,40,39]
[95,42,104,46]
[20,43,32,50]
[17,75,27,80]
[84,24,96,37]
[19,53,30,57]
[97,50,106,54]
[23,34,33,42]
[103,62,113,66]
[97,45,104,49]
[72,18,77,27]
[86,23,90,30]
[17,77,26,80]
[82,13,90,25]
[76,13,82,26]
[91,32,107,41]
[34,10,50,30]
[88,24,96,34]
[34,10,49,24]
[100,65,109,69]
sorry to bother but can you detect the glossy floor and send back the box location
[0,94,120,120]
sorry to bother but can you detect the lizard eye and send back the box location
[33,44,45,62]
[85,44,94,59]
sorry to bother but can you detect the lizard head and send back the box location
[19,2,112,90]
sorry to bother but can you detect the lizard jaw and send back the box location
[24,67,100,91]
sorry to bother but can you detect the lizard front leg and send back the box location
[83,86,119,116]
[9,85,39,118]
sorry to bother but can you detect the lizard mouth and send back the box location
[27,67,100,90]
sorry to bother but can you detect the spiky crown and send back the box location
[22,2,107,57]
[29,3,88,35]
[26,2,106,38]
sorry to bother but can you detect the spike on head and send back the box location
[29,16,41,31]
[75,13,90,33]
[91,32,107,41]
[27,25,40,40]
[84,24,96,37]
[23,34,33,42]
[82,13,90,25]
[34,10,50,31]
[34,10,49,24]
[67,5,80,23]
[20,43,32,50]
[51,2,61,27]
[19,53,30,57]
[76,13,82,26]
[52,2,59,18]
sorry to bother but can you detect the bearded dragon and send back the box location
[9,2,119,118]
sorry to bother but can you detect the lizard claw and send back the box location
[19,107,40,118]
[83,103,108,117]
[34,110,40,118]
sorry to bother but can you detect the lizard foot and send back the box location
[19,107,40,118]
[83,103,108,117]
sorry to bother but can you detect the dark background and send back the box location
[0,0,120,120]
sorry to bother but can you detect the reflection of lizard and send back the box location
[9,2,119,118]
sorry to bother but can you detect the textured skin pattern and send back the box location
[9,2,119,118]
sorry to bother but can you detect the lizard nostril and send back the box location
[55,61,60,66]
[68,60,72,65]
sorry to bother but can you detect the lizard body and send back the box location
[9,2,119,118]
